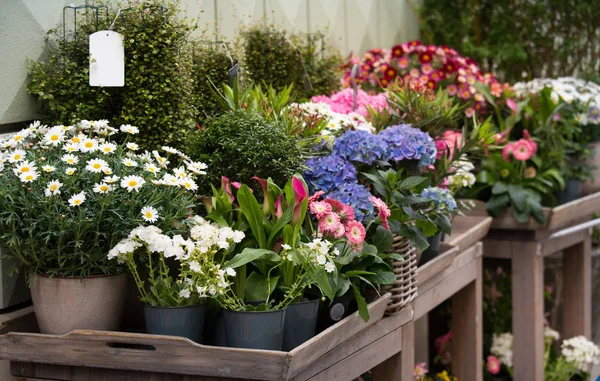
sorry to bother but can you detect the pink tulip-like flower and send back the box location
[346,220,366,246]
[291,177,308,226]
[506,98,518,114]
[436,130,463,160]
[274,194,283,219]
[231,181,252,192]
[487,355,501,375]
[252,176,269,214]
[369,196,391,230]
[512,139,534,161]
[502,143,514,162]
[310,201,333,219]
[319,212,342,233]
[221,176,235,202]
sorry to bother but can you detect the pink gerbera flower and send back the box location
[421,63,433,75]
[398,57,409,69]
[447,84,458,96]
[319,212,342,233]
[346,220,366,246]
[487,356,501,375]
[308,190,325,204]
[502,143,514,162]
[369,196,391,230]
[333,223,346,239]
[512,139,534,161]
[310,201,332,219]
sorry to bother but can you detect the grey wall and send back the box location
[0,0,421,131]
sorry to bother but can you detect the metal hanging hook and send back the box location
[350,63,360,112]
[108,9,122,31]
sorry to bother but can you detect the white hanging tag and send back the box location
[89,30,124,87]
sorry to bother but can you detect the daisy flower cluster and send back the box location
[108,217,244,306]
[445,159,476,192]
[560,336,600,372]
[490,332,514,368]
[291,101,375,136]
[341,40,502,115]
[281,238,338,274]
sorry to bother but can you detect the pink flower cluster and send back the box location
[311,88,389,117]
[501,130,538,162]
[309,195,366,248]
[487,355,501,375]
[342,40,503,116]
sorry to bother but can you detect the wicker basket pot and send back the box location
[383,235,418,316]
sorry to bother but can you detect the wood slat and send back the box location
[444,215,492,252]
[547,191,600,231]
[563,235,592,340]
[416,245,459,286]
[285,294,391,378]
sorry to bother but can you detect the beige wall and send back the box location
[0,0,421,130]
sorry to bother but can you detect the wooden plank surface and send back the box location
[444,215,492,252]
[547,191,600,231]
[451,256,483,381]
[539,228,589,257]
[285,294,390,378]
[511,241,544,381]
[562,235,592,340]
[370,320,414,381]
[416,244,459,286]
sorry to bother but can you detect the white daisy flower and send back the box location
[80,138,98,153]
[141,206,159,223]
[186,161,208,175]
[126,142,139,151]
[162,146,178,154]
[13,160,37,175]
[78,120,92,130]
[99,142,117,155]
[161,174,179,186]
[61,154,79,165]
[8,149,26,163]
[120,124,139,134]
[68,191,86,207]
[178,177,198,191]
[152,151,169,167]
[173,166,187,178]
[177,152,191,161]
[62,143,80,153]
[179,289,191,299]
[42,165,56,173]
[44,180,63,197]
[93,182,113,194]
[122,158,138,167]
[70,133,86,144]
[42,127,65,146]
[102,167,113,175]
[85,158,109,173]
[144,163,160,175]
[9,129,30,146]
[121,175,145,192]
[65,167,77,176]
[103,175,119,184]
[19,171,39,183]
[28,121,42,132]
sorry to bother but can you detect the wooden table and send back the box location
[413,214,491,381]
[467,193,600,381]
[0,294,416,381]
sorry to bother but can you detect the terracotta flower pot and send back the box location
[31,273,127,334]
[582,141,600,195]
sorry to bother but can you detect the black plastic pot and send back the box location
[316,290,357,333]
[223,308,286,350]
[419,232,444,265]
[282,299,320,351]
[144,304,206,342]
[556,179,582,205]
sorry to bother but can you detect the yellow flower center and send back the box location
[14,154,21,160]
[104,147,111,152]
[67,159,74,163]
[100,185,108,191]
[21,167,29,173]
[148,168,155,172]
[74,199,81,205]
[72,137,80,143]
[25,175,33,181]
[93,163,101,169]
[145,212,153,218]
[85,142,93,148]
[50,185,57,191]
[51,135,59,141]
[128,180,137,187]
[14,136,22,141]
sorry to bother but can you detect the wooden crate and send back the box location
[0,293,415,381]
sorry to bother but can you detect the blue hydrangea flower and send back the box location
[588,105,600,124]
[421,187,457,211]
[379,124,437,167]
[326,182,375,221]
[304,154,357,192]
[333,130,386,165]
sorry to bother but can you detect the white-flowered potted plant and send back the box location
[108,217,244,342]
[0,120,203,334]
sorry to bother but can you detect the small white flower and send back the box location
[42,165,56,173]
[161,174,179,186]
[141,206,159,223]
[153,151,169,167]
[13,160,37,175]
[144,163,160,175]
[225,267,236,277]
[122,158,138,167]
[70,133,86,144]
[173,166,187,178]
[65,167,77,176]
[80,138,98,153]
[62,143,80,153]
[162,146,178,154]
[121,175,145,192]
[179,289,191,299]
[126,142,139,151]
[178,177,198,191]
[188,260,201,272]
[281,244,291,251]
[102,167,113,175]
[99,142,117,155]
[186,161,208,175]
[19,171,39,183]
[93,182,113,194]
[44,180,63,197]
[85,158,109,173]
[120,124,139,134]
[42,127,65,146]
[62,154,79,165]
[325,262,336,273]
[68,191,86,207]
[8,149,26,163]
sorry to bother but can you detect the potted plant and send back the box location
[0,120,198,334]
[108,216,244,342]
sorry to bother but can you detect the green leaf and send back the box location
[335,278,351,298]
[399,176,428,189]
[245,271,279,301]
[486,194,510,217]
[491,182,508,195]
[416,219,438,237]
[226,248,279,269]
[368,225,394,251]
[236,185,267,248]
[352,284,370,322]
[430,213,452,235]
[362,267,396,285]
[508,184,526,211]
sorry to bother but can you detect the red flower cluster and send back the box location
[342,41,502,116]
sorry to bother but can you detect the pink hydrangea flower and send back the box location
[487,355,501,375]
[346,220,366,246]
[310,201,332,219]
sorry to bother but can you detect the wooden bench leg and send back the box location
[452,256,482,381]
[371,320,414,381]
[563,234,592,340]
[511,242,544,381]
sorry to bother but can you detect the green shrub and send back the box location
[188,110,305,195]
[27,0,197,150]
[419,0,600,82]
[243,24,342,99]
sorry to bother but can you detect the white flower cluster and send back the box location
[281,238,340,273]
[291,102,375,135]
[513,77,600,125]
[490,332,513,368]
[561,335,600,372]
[446,160,476,189]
